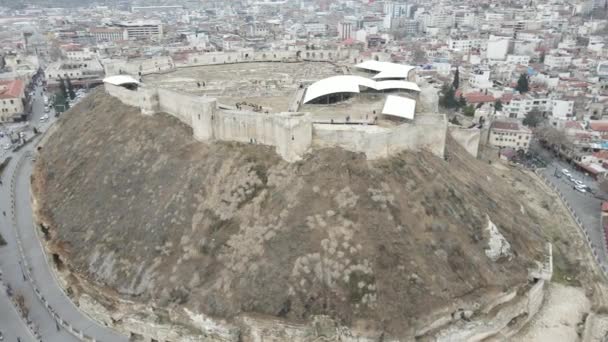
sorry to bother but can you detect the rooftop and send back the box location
[0,79,24,99]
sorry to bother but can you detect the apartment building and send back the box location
[0,79,25,122]
[488,120,533,152]
[112,21,163,40]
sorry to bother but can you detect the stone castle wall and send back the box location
[105,81,447,162]
[103,50,448,162]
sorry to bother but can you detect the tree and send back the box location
[523,110,543,127]
[539,51,545,63]
[494,99,503,112]
[515,73,529,93]
[439,84,458,109]
[54,92,67,113]
[453,67,460,89]
[463,105,476,117]
[58,77,68,100]
[66,76,76,100]
[458,94,466,108]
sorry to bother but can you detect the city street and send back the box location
[0,83,128,341]
[535,146,608,267]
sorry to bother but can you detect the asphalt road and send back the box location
[0,83,128,341]
[537,150,608,267]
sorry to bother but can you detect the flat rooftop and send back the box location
[143,61,341,112]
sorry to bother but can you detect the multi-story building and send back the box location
[544,53,572,70]
[61,44,95,61]
[502,95,574,119]
[447,36,483,52]
[0,79,25,122]
[486,35,510,60]
[303,22,327,36]
[44,59,104,83]
[506,55,530,66]
[488,120,533,152]
[90,27,124,42]
[469,68,492,89]
[338,21,354,40]
[112,21,163,40]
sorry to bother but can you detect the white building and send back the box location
[503,96,574,119]
[112,21,163,40]
[487,35,510,61]
[447,36,483,52]
[469,68,492,89]
[303,22,327,36]
[550,100,575,119]
[544,53,572,70]
[90,27,123,42]
[338,21,354,40]
[506,55,530,66]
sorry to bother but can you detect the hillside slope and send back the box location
[31,88,547,338]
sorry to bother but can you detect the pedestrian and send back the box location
[3,211,5,216]
[197,82,201,88]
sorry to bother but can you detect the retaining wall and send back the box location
[312,114,447,159]
[449,126,481,158]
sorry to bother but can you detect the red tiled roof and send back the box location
[593,151,608,160]
[491,121,520,131]
[0,79,24,99]
[565,121,584,129]
[589,121,608,132]
[464,92,495,103]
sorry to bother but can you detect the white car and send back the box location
[561,169,571,176]
[575,185,587,193]
[3,144,11,150]
[574,180,585,187]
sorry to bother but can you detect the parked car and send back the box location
[3,144,11,150]
[562,169,571,176]
[575,184,587,193]
[574,180,585,187]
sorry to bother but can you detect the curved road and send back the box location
[0,84,128,341]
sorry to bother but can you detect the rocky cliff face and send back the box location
[31,89,547,340]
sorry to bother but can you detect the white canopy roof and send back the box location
[303,76,420,104]
[355,60,416,80]
[374,80,420,92]
[103,75,141,86]
[303,75,377,103]
[382,95,416,120]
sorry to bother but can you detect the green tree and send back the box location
[453,67,460,89]
[494,99,503,111]
[58,77,68,100]
[54,92,67,113]
[523,110,543,127]
[459,94,466,108]
[66,76,76,100]
[439,84,458,109]
[463,105,475,117]
[515,73,529,93]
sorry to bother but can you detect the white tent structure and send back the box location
[103,75,141,86]
[381,95,416,120]
[355,60,416,80]
[303,76,420,104]
[302,75,377,104]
